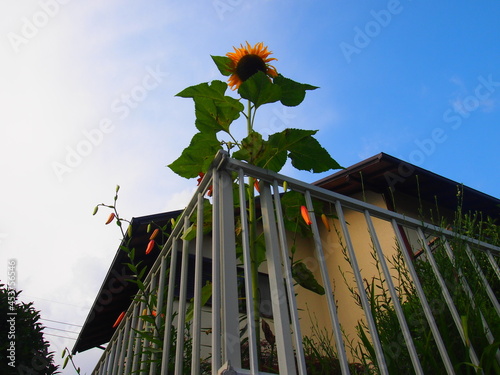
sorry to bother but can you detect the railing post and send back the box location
[191,192,205,375]
[260,181,297,374]
[237,169,259,373]
[218,169,242,368]
[211,168,222,373]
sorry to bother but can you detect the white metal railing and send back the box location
[91,151,500,374]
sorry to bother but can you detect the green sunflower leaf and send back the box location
[167,132,221,178]
[194,96,243,133]
[232,131,267,165]
[238,71,281,108]
[266,128,317,172]
[281,129,343,173]
[176,80,227,99]
[177,80,243,134]
[273,74,318,107]
[211,55,233,76]
[186,281,212,322]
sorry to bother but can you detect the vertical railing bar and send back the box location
[211,169,222,374]
[105,339,117,375]
[416,227,480,366]
[132,298,147,373]
[304,193,350,374]
[110,339,119,375]
[99,347,108,375]
[464,243,500,316]
[139,277,157,373]
[363,210,424,375]
[125,303,141,375]
[391,220,455,374]
[151,255,169,375]
[260,181,297,375]
[442,236,494,334]
[219,169,242,368]
[442,237,500,362]
[237,168,259,374]
[485,249,500,280]
[174,216,192,375]
[117,316,131,374]
[114,333,124,375]
[272,180,307,375]
[334,200,387,374]
[191,192,205,375]
[161,239,180,375]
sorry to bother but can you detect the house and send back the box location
[73,152,500,374]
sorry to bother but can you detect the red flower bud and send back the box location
[112,311,125,328]
[145,240,155,255]
[149,228,159,241]
[197,172,205,186]
[254,180,260,193]
[321,214,330,232]
[301,206,312,225]
[105,213,115,225]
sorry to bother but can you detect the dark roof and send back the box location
[72,210,181,354]
[73,153,500,354]
[314,152,500,220]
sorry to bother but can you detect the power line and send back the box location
[44,332,77,341]
[45,326,80,335]
[40,318,83,328]
[21,294,90,309]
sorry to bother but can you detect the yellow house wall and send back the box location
[293,190,407,360]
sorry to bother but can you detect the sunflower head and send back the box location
[226,42,278,90]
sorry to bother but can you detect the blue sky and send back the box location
[1,1,499,372]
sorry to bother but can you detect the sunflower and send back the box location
[226,42,278,90]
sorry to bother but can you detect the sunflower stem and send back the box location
[247,99,253,134]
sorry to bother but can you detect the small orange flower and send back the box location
[226,42,278,90]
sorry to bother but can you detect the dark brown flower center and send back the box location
[236,54,267,82]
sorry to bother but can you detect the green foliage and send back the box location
[169,52,341,179]
[0,284,59,374]
[341,209,500,375]
[91,189,213,374]
[291,262,325,295]
[303,309,365,374]
[273,74,319,107]
[238,70,282,108]
[168,132,222,178]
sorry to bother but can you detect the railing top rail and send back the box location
[221,152,500,255]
